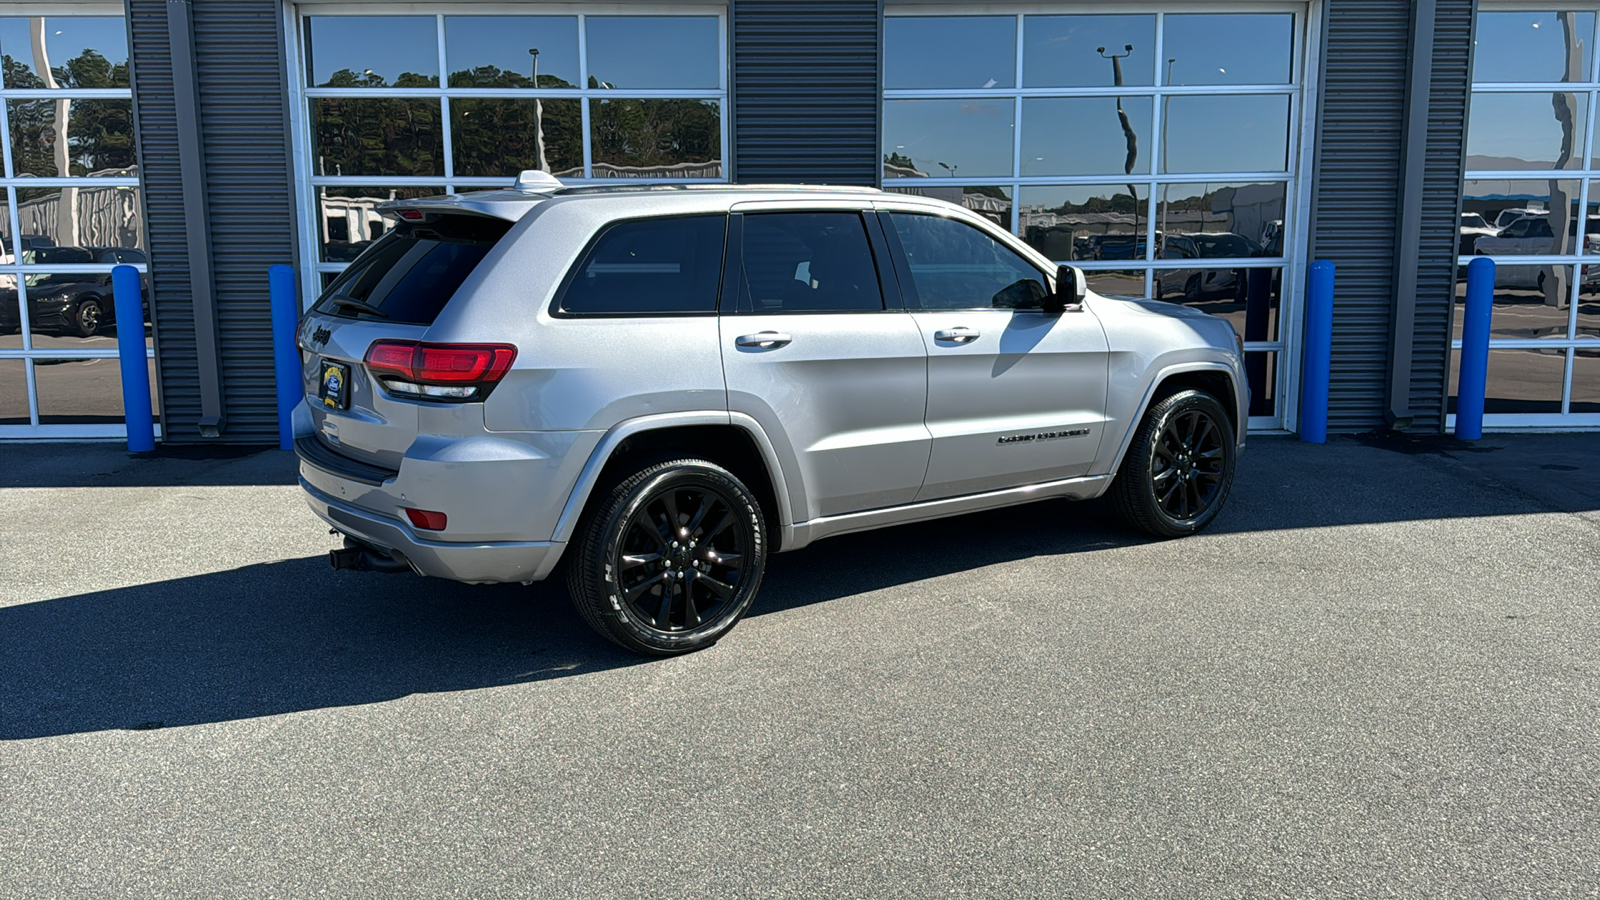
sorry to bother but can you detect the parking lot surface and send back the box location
[2,434,1597,897]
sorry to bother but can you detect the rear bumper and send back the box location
[300,477,564,583]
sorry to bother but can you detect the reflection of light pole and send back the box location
[1162,58,1176,243]
[938,161,958,178]
[1098,44,1139,257]
[1166,57,1176,84]
[529,47,546,173]
[30,17,78,247]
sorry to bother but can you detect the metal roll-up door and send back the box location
[731,0,881,186]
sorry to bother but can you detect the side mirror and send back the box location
[1045,265,1086,313]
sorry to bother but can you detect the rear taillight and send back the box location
[363,340,517,402]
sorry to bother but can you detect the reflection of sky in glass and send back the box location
[1022,97,1150,176]
[1163,14,1292,85]
[1019,184,1136,212]
[883,99,1014,178]
[1022,16,1154,88]
[585,17,719,90]
[1467,92,1587,168]
[1162,95,1289,173]
[445,17,579,86]
[306,17,438,86]
[885,17,1015,89]
[1473,12,1595,83]
[0,16,128,87]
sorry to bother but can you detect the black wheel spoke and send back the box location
[624,572,667,602]
[662,491,683,534]
[685,493,715,535]
[655,578,677,627]
[701,549,741,566]
[698,574,735,599]
[703,509,736,543]
[621,551,662,569]
[683,575,702,626]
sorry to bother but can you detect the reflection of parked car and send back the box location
[1094,233,1148,260]
[1472,214,1600,288]
[1494,207,1544,230]
[0,247,150,338]
[1154,233,1262,300]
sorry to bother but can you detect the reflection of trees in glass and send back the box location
[313,97,442,177]
[590,97,719,170]
[454,98,581,177]
[319,68,438,89]
[883,152,923,176]
[1039,191,1138,215]
[3,52,134,177]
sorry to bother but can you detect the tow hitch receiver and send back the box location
[329,537,414,574]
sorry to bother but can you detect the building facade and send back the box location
[0,0,1593,443]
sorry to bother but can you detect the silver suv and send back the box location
[295,176,1247,655]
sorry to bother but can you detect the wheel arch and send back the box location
[551,413,796,553]
[1104,361,1243,477]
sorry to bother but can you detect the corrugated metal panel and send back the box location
[731,0,880,185]
[1407,0,1475,432]
[1308,0,1411,432]
[128,0,295,444]
[129,0,200,437]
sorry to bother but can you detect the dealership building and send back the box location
[0,0,1595,443]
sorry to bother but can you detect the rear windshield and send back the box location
[313,214,513,325]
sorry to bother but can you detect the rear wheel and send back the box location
[566,459,767,655]
[1109,389,1236,537]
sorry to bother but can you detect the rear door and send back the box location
[300,211,513,469]
[719,207,931,520]
[878,209,1109,502]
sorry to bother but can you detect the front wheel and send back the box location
[73,298,104,337]
[567,459,767,655]
[1108,389,1236,538]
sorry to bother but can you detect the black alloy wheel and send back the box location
[1109,389,1236,537]
[568,459,766,655]
[74,298,103,338]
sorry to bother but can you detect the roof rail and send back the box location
[514,170,564,192]
[550,182,883,197]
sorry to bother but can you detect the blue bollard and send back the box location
[112,264,155,453]
[1300,259,1335,443]
[269,264,301,451]
[1456,257,1495,441]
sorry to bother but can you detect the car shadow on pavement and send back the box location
[5,434,1597,740]
[1,502,1143,741]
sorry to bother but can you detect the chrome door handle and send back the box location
[735,331,792,349]
[933,327,981,343]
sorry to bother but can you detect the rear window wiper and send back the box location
[328,296,390,319]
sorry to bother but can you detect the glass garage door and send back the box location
[0,8,152,438]
[1456,7,1600,428]
[881,9,1311,430]
[288,7,729,300]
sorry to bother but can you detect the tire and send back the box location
[566,458,767,656]
[1152,279,1164,299]
[73,298,103,338]
[1108,389,1237,538]
[1184,275,1204,302]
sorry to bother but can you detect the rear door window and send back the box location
[556,215,727,315]
[313,213,512,325]
[737,212,885,313]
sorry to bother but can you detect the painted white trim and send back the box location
[1447,412,1600,431]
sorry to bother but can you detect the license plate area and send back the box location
[319,359,352,410]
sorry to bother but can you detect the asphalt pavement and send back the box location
[2,434,1597,897]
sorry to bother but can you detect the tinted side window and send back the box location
[559,215,726,315]
[739,213,884,313]
[886,213,1047,310]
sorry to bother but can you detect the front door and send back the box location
[720,210,932,521]
[878,210,1110,502]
